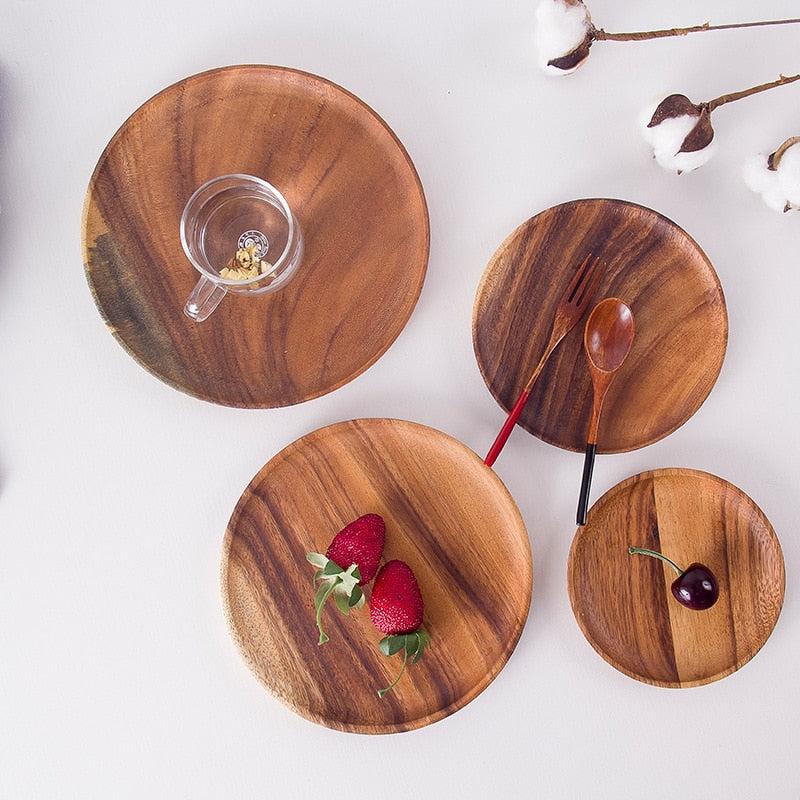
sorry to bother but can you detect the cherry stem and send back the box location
[628,546,683,576]
[591,18,800,42]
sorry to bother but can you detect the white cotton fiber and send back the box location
[743,143,800,212]
[776,143,800,207]
[639,108,716,173]
[534,0,590,74]
[742,154,786,212]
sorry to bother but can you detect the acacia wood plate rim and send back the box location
[220,417,533,733]
[82,64,429,408]
[567,467,785,688]
[472,197,728,453]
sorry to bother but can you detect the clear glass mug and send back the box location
[181,174,303,322]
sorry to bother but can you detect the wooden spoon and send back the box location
[576,298,635,525]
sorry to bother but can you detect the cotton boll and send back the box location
[742,154,787,211]
[743,144,800,212]
[534,0,591,74]
[640,109,715,173]
[776,143,800,207]
[669,142,716,173]
[742,154,775,194]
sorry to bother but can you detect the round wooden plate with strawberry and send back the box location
[221,418,532,734]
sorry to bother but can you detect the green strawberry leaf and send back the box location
[379,634,407,657]
[377,629,431,696]
[410,630,430,663]
[306,552,328,569]
[322,560,344,577]
[308,554,366,643]
[313,579,334,611]
[333,583,356,615]
[349,586,364,608]
[312,578,338,644]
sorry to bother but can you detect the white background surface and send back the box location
[2,1,799,797]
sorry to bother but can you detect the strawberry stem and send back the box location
[378,650,409,698]
[376,630,430,698]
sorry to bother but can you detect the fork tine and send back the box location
[565,254,593,302]
[572,256,604,306]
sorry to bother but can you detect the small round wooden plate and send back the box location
[221,418,532,733]
[473,199,728,452]
[567,469,785,688]
[82,65,429,407]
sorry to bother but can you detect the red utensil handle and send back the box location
[484,389,531,466]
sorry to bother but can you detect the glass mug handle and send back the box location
[184,276,228,322]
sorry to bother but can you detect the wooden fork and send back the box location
[484,254,605,467]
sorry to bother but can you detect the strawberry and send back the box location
[306,514,385,644]
[369,559,431,698]
[324,513,385,584]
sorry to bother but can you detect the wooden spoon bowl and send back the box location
[583,298,635,444]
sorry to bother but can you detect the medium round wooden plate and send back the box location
[473,199,727,452]
[221,418,532,733]
[568,469,784,688]
[82,65,429,407]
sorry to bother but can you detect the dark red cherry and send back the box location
[671,563,719,610]
[628,547,719,611]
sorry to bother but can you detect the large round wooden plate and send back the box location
[568,469,784,687]
[82,65,429,407]
[473,199,727,452]
[221,418,532,733]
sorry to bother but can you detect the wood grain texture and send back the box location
[82,65,429,407]
[567,469,784,688]
[220,418,532,733]
[473,199,727,452]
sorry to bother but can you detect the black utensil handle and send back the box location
[576,442,597,526]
